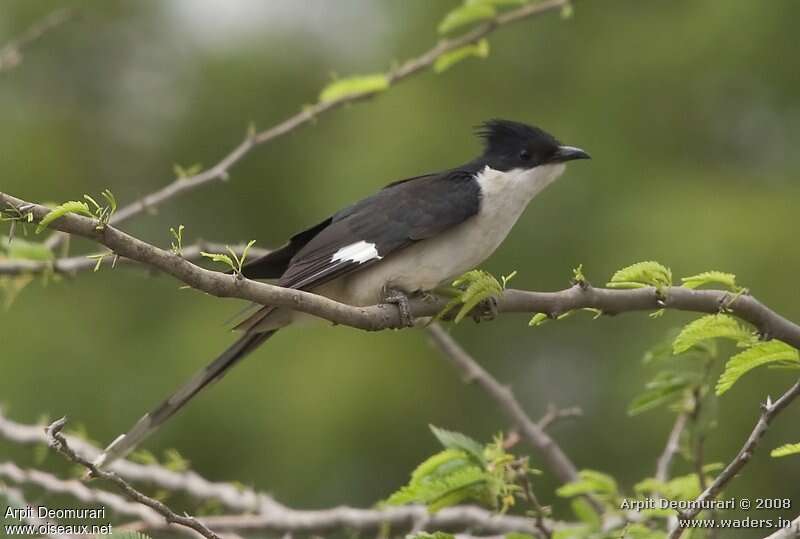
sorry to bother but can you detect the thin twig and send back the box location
[537,403,583,431]
[42,0,569,250]
[45,417,221,539]
[426,324,581,484]
[0,8,74,73]
[668,379,800,538]
[655,412,688,483]
[0,241,270,276]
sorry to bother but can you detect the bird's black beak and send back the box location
[551,145,591,163]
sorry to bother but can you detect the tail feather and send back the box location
[94,330,276,468]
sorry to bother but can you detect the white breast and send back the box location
[327,163,566,306]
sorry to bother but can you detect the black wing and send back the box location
[241,217,332,279]
[277,169,481,290]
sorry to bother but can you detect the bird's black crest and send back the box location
[474,119,562,171]
[476,119,559,155]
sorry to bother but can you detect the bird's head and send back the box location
[476,119,590,172]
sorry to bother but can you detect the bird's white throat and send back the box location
[475,163,566,211]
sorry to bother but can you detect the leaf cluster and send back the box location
[384,425,535,513]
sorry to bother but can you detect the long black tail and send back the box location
[94,330,277,468]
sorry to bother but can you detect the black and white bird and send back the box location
[95,119,589,467]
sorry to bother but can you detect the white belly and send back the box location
[330,163,566,306]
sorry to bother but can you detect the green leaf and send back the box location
[435,270,504,323]
[627,372,691,416]
[129,449,159,466]
[0,237,54,261]
[385,449,488,512]
[434,39,490,73]
[681,270,740,292]
[409,533,456,539]
[556,469,618,499]
[528,312,549,327]
[672,314,755,354]
[570,497,601,528]
[173,163,203,179]
[319,73,389,103]
[35,201,93,234]
[438,3,496,34]
[430,425,485,464]
[716,340,799,395]
[201,251,235,270]
[163,448,190,472]
[607,260,672,289]
[771,442,800,458]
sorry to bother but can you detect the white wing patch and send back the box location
[332,240,382,264]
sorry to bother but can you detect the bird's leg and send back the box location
[472,296,499,323]
[381,286,414,328]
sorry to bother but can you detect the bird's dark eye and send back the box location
[519,149,531,161]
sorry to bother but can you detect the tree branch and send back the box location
[0,410,276,514]
[0,241,269,276]
[0,411,551,537]
[119,505,549,538]
[655,412,689,483]
[426,323,581,485]
[668,379,800,538]
[42,0,570,250]
[762,515,800,539]
[5,191,800,348]
[45,417,220,539]
[0,8,74,73]
[0,462,199,536]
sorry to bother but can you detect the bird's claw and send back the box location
[383,287,414,328]
[472,296,498,323]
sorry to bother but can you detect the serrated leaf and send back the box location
[434,39,490,73]
[673,314,755,354]
[716,340,799,395]
[435,270,503,323]
[438,3,496,34]
[319,73,389,103]
[628,372,691,416]
[528,312,549,327]
[771,442,800,458]
[430,425,485,464]
[35,201,92,234]
[556,469,618,499]
[607,260,672,289]
[200,251,235,270]
[385,449,487,512]
[570,497,601,528]
[681,271,740,291]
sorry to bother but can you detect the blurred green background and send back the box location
[1,1,799,537]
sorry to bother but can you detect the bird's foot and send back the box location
[472,296,498,323]
[382,286,414,328]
